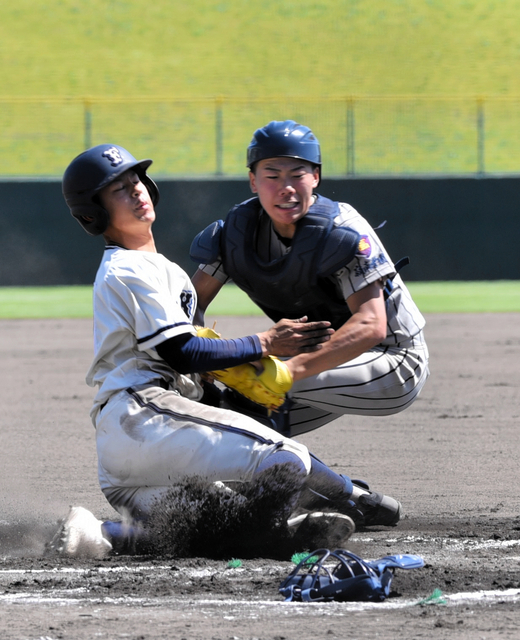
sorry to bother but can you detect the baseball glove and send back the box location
[195,326,293,410]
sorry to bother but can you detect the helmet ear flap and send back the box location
[141,174,160,207]
[71,203,109,236]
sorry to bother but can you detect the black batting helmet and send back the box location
[62,144,160,236]
[246,120,322,182]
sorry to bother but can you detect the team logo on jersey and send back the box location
[180,291,194,318]
[102,147,124,166]
[356,235,372,258]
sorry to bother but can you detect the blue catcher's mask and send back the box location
[279,548,425,603]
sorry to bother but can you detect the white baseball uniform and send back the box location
[87,245,311,519]
[199,200,430,435]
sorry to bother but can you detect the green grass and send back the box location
[1,282,519,319]
[0,286,94,319]
[407,281,520,313]
[2,1,520,175]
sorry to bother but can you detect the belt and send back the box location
[153,378,171,390]
[100,378,170,413]
[128,378,171,392]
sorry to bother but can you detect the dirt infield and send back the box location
[1,313,520,639]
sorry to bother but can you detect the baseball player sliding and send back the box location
[49,143,402,559]
[191,120,430,437]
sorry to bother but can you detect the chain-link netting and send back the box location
[0,96,519,176]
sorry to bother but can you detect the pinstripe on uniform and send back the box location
[199,201,429,435]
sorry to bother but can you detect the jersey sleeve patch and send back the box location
[353,252,389,278]
[356,235,372,258]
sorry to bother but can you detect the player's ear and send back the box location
[312,166,320,188]
[249,170,258,193]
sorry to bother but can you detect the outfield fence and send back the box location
[3,95,520,177]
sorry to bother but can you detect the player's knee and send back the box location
[254,450,307,477]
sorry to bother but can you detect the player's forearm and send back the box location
[286,314,386,381]
[156,333,263,374]
[193,306,206,327]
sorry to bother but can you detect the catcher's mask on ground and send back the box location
[279,548,425,602]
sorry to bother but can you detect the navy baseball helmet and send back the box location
[246,120,322,180]
[62,144,160,236]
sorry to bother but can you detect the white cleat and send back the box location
[288,511,356,549]
[47,506,113,559]
[213,480,235,495]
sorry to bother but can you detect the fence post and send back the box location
[477,97,485,175]
[84,99,92,150]
[215,96,223,176]
[346,98,355,175]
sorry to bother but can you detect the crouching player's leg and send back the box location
[47,388,400,558]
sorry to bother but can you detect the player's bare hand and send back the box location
[257,317,334,357]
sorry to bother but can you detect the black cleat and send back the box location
[348,480,402,527]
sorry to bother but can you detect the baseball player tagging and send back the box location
[52,142,403,558]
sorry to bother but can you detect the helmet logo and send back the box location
[102,147,124,166]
